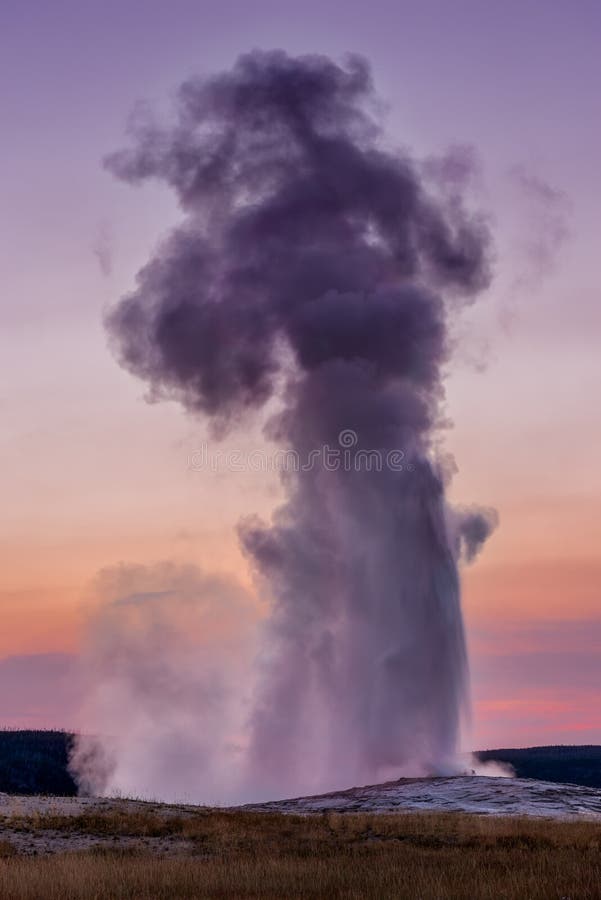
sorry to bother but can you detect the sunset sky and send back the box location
[1,0,600,750]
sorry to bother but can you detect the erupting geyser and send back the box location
[72,51,497,802]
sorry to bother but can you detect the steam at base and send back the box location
[71,51,497,803]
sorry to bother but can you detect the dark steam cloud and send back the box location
[452,506,500,563]
[105,51,490,425]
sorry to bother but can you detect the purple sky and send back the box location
[1,0,600,749]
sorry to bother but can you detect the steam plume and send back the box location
[74,51,496,801]
[71,563,257,804]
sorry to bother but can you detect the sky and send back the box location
[1,0,600,750]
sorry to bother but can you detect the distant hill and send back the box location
[475,745,601,789]
[0,730,77,796]
[0,731,599,796]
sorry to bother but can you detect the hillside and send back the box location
[0,731,599,797]
[0,731,76,796]
[474,745,601,789]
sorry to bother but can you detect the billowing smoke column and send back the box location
[94,51,496,799]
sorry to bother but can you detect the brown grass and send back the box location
[0,841,17,860]
[1,808,600,898]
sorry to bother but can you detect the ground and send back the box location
[0,777,600,898]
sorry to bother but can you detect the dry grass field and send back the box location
[0,806,600,898]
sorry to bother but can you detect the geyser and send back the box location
[72,51,496,802]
